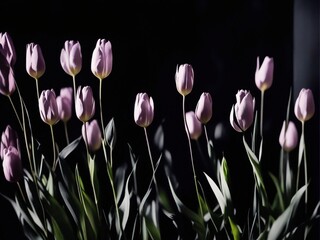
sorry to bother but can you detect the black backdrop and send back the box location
[0,0,318,239]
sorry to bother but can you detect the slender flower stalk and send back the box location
[50,125,58,171]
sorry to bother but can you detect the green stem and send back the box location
[72,75,77,104]
[8,95,23,130]
[203,124,209,145]
[64,121,70,145]
[302,121,308,209]
[143,127,157,188]
[99,78,106,141]
[50,125,57,171]
[35,78,40,101]
[259,90,265,162]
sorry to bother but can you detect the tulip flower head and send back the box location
[175,64,194,96]
[39,89,60,125]
[279,121,298,152]
[0,32,16,66]
[60,40,82,77]
[186,111,202,140]
[75,86,95,122]
[0,125,20,160]
[56,87,73,122]
[195,92,212,124]
[91,39,113,80]
[0,61,15,96]
[255,56,274,92]
[134,93,154,128]
[82,119,102,152]
[230,90,255,132]
[294,88,315,123]
[26,43,46,79]
[2,146,22,182]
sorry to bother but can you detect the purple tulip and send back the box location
[134,93,154,128]
[82,119,102,152]
[175,64,194,96]
[0,125,20,160]
[255,56,274,92]
[56,87,73,122]
[0,32,16,66]
[0,62,15,96]
[279,121,298,152]
[26,43,46,79]
[294,88,315,122]
[75,86,95,122]
[60,40,82,77]
[91,39,113,80]
[2,146,22,182]
[39,89,60,125]
[230,90,255,132]
[186,111,202,140]
[195,92,212,124]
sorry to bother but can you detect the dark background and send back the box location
[0,0,319,239]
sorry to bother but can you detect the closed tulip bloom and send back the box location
[2,146,22,182]
[186,111,202,140]
[195,92,212,124]
[82,119,102,152]
[255,56,274,92]
[39,89,60,125]
[294,88,315,122]
[60,40,82,77]
[0,125,20,160]
[279,121,298,152]
[0,62,15,96]
[0,32,16,66]
[56,87,73,122]
[175,64,194,96]
[75,86,95,122]
[134,93,154,128]
[26,43,46,79]
[91,39,113,80]
[230,90,255,132]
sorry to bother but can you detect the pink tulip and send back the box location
[195,92,212,124]
[2,146,22,182]
[82,119,102,152]
[91,39,113,80]
[255,56,274,92]
[0,32,16,66]
[0,62,15,96]
[230,90,255,132]
[0,125,20,160]
[26,43,46,79]
[39,89,60,125]
[279,121,298,152]
[60,40,82,77]
[294,88,315,122]
[186,111,202,140]
[175,64,194,96]
[56,87,73,122]
[134,93,154,128]
[75,86,95,122]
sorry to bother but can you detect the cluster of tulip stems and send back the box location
[0,31,319,240]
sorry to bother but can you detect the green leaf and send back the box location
[204,172,226,214]
[144,214,161,240]
[228,217,241,240]
[269,172,285,211]
[153,122,164,151]
[105,117,116,149]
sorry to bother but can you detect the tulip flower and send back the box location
[56,87,73,122]
[230,90,255,132]
[195,92,212,124]
[0,125,20,160]
[294,88,315,122]
[26,43,46,79]
[0,32,16,66]
[134,93,154,128]
[75,86,95,122]
[91,39,113,80]
[60,40,82,77]
[2,146,22,182]
[39,89,60,125]
[186,111,202,140]
[82,119,102,152]
[175,64,194,96]
[279,121,298,152]
[255,56,274,92]
[0,62,15,96]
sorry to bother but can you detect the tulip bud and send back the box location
[175,64,194,96]
[39,89,60,125]
[0,32,16,66]
[255,56,274,92]
[91,39,113,80]
[279,121,298,152]
[134,93,154,128]
[75,86,95,122]
[2,146,22,182]
[0,125,20,160]
[186,111,202,140]
[60,40,82,77]
[26,43,46,79]
[82,119,102,152]
[195,92,212,124]
[0,62,15,96]
[294,88,315,122]
[230,90,255,132]
[56,87,73,122]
